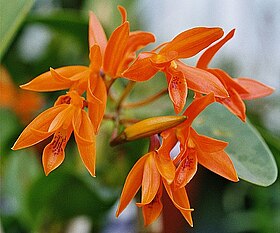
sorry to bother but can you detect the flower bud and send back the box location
[110,115,186,146]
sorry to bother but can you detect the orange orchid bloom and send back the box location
[196,29,274,121]
[160,93,238,189]
[19,6,155,132]
[12,91,96,176]
[89,6,155,79]
[123,27,228,113]
[172,127,239,189]
[0,66,44,123]
[116,135,193,226]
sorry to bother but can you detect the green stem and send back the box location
[122,88,168,109]
[103,114,139,125]
[116,81,136,111]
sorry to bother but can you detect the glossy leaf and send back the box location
[0,0,35,60]
[193,103,277,186]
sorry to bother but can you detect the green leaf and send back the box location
[25,172,116,230]
[1,149,41,232]
[193,103,278,187]
[0,109,19,154]
[0,0,35,60]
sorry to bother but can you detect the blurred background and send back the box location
[1,0,279,232]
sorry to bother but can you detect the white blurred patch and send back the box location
[102,200,137,233]
[66,216,92,233]
[264,105,280,135]
[18,24,52,62]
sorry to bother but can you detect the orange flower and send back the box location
[161,93,238,189]
[19,49,105,133]
[0,66,44,123]
[116,94,238,226]
[123,27,228,113]
[172,127,239,189]
[196,29,275,121]
[12,91,96,176]
[116,136,193,226]
[103,10,155,78]
[88,8,154,129]
[19,6,155,132]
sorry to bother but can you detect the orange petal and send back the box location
[150,51,178,69]
[154,152,175,184]
[197,150,239,182]
[209,68,249,95]
[12,104,67,150]
[89,44,102,73]
[163,181,194,227]
[73,110,96,176]
[69,69,90,83]
[0,66,17,107]
[0,68,45,123]
[127,31,155,54]
[167,69,188,114]
[140,183,163,226]
[42,128,72,176]
[159,128,178,156]
[69,70,90,94]
[176,61,228,98]
[173,126,190,165]
[197,29,235,69]
[117,31,156,72]
[174,150,197,189]
[235,78,275,100]
[122,54,158,81]
[160,27,224,59]
[28,127,53,139]
[141,152,161,204]
[183,92,215,125]
[190,127,228,153]
[118,5,127,23]
[103,22,130,78]
[218,88,246,121]
[87,75,107,133]
[88,11,107,55]
[116,154,149,217]
[48,105,74,132]
[87,99,104,134]
[20,66,88,92]
[15,90,44,123]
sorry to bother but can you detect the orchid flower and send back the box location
[161,93,238,189]
[19,6,155,132]
[12,91,96,176]
[116,135,193,226]
[122,27,228,113]
[0,66,44,123]
[196,29,274,121]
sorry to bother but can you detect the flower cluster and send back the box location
[12,6,274,227]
